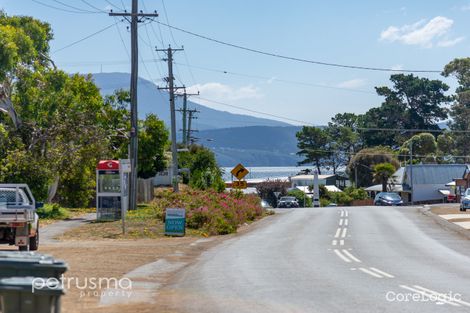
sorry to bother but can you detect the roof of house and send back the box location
[404,164,468,185]
[291,174,336,180]
[365,184,404,192]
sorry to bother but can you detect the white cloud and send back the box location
[437,36,465,47]
[391,64,404,71]
[380,16,463,48]
[186,82,263,105]
[336,79,367,89]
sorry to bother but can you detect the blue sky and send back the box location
[1,0,469,125]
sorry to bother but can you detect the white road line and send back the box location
[359,267,383,278]
[339,219,343,226]
[333,249,351,263]
[344,219,349,226]
[332,240,337,246]
[339,240,344,246]
[369,267,394,278]
[340,210,344,217]
[342,249,361,263]
[341,228,347,238]
[345,210,349,217]
[334,228,341,238]
[413,285,470,307]
[399,285,460,307]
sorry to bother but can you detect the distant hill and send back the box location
[92,72,290,130]
[198,126,303,166]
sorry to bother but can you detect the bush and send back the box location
[150,188,264,235]
[256,179,290,207]
[327,187,369,206]
[287,189,312,207]
[37,203,70,219]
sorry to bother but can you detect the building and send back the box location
[366,164,468,203]
[290,173,348,190]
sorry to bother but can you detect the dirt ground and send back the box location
[37,214,278,313]
[430,204,466,215]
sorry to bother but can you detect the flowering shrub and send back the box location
[148,188,264,235]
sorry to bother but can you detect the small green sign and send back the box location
[165,208,186,236]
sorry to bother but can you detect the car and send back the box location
[277,196,299,208]
[460,188,470,211]
[374,192,403,206]
[260,199,272,209]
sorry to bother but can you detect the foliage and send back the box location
[326,187,369,206]
[296,126,330,174]
[399,133,437,162]
[36,203,69,219]
[442,58,470,158]
[287,189,312,207]
[150,188,264,235]
[138,114,169,178]
[373,163,397,192]
[179,144,225,192]
[347,147,399,188]
[256,179,290,207]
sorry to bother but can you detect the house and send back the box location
[366,164,468,203]
[290,173,348,190]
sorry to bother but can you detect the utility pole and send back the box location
[409,142,414,205]
[157,46,183,192]
[109,2,158,210]
[176,88,199,146]
[186,108,199,144]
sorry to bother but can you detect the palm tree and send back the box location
[373,163,397,192]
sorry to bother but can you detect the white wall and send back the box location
[413,184,448,202]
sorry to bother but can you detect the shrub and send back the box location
[256,179,290,207]
[150,188,264,235]
[37,203,70,219]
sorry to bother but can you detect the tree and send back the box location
[373,163,397,192]
[256,179,290,207]
[138,114,169,178]
[360,74,451,147]
[442,58,470,157]
[399,133,437,162]
[348,147,399,188]
[296,126,330,174]
[436,131,455,158]
[287,189,312,207]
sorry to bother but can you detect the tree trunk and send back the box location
[315,160,322,175]
[382,179,387,192]
[47,176,60,203]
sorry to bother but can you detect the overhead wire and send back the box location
[155,20,442,73]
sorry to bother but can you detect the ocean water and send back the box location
[222,166,311,182]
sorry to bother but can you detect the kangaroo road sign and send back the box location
[231,163,249,180]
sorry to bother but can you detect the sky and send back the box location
[0,0,469,125]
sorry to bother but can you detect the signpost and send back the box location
[231,163,249,190]
[120,159,131,234]
[313,171,320,207]
[165,208,186,236]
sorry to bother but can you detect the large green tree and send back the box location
[442,58,470,158]
[296,126,330,174]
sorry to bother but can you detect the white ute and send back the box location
[0,184,40,251]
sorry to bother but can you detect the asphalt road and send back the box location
[165,206,470,313]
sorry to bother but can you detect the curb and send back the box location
[419,205,470,240]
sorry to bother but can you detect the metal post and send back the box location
[313,170,320,207]
[182,92,187,146]
[410,142,413,205]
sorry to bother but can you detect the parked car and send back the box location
[277,196,299,208]
[460,188,470,211]
[260,199,272,209]
[0,184,40,251]
[374,192,403,206]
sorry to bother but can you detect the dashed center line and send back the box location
[359,267,383,278]
[334,249,351,263]
[339,219,343,226]
[339,239,344,246]
[344,219,348,226]
[341,228,347,238]
[332,240,337,246]
[369,267,394,278]
[334,228,341,238]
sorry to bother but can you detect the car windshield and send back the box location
[465,189,470,196]
[380,193,401,200]
[280,197,296,201]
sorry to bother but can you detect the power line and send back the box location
[31,0,100,14]
[80,0,107,13]
[160,0,178,46]
[355,127,469,133]
[104,0,122,10]
[52,22,118,53]
[175,62,376,95]
[155,21,441,73]
[51,0,102,13]
[195,96,314,126]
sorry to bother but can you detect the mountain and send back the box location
[197,126,303,167]
[92,72,290,130]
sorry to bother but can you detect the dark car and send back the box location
[277,196,299,208]
[374,192,403,206]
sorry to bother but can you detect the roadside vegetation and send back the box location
[296,58,470,188]
[61,188,266,239]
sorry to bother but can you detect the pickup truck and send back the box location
[0,184,40,251]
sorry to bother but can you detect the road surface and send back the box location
[165,206,470,312]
